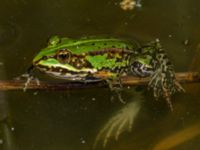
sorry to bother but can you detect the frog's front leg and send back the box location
[16,65,40,91]
[105,77,126,104]
[143,40,184,110]
[93,71,126,104]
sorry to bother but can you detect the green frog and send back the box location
[22,36,184,110]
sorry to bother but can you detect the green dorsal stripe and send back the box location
[86,54,127,70]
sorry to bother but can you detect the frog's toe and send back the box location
[110,87,126,104]
[24,75,40,91]
[14,73,29,81]
[16,73,40,92]
[115,91,126,104]
[148,69,184,110]
[106,79,126,104]
[174,80,185,92]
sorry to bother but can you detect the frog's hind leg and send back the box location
[146,39,184,110]
[105,78,126,104]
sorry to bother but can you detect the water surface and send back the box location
[0,0,200,150]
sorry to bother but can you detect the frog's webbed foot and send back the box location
[106,78,126,104]
[93,98,142,149]
[148,40,185,110]
[15,65,40,91]
[148,68,184,110]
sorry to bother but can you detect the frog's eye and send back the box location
[56,49,71,63]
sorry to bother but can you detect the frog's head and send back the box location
[32,36,74,73]
[130,52,154,77]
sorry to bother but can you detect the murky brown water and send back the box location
[0,0,200,150]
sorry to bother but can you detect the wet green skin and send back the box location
[29,36,184,110]
[32,36,153,81]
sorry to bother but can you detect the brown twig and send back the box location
[0,72,199,91]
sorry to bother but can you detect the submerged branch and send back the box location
[0,72,199,91]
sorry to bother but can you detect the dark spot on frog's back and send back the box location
[97,46,102,49]
[87,50,102,56]
[112,45,116,48]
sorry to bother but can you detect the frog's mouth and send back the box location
[45,70,89,81]
[34,57,99,81]
[36,58,97,72]
[36,65,90,79]
[44,68,103,82]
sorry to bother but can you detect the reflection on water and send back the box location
[0,0,200,150]
[0,123,17,150]
[0,57,17,150]
[94,90,142,148]
[153,122,200,150]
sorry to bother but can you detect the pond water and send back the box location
[0,0,200,150]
